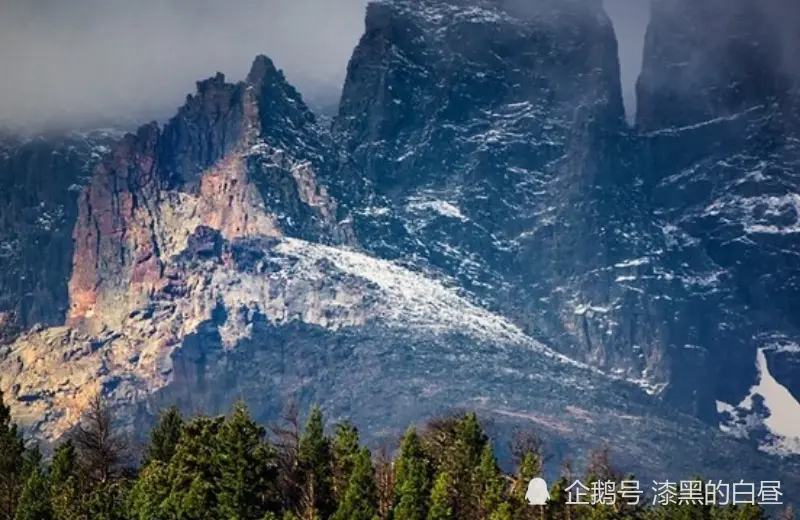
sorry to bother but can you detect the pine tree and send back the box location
[49,441,83,520]
[419,416,462,470]
[427,471,455,520]
[50,441,76,489]
[142,406,184,467]
[544,477,570,520]
[434,413,488,520]
[216,401,280,520]
[85,481,128,520]
[649,477,709,520]
[511,452,541,503]
[454,414,487,470]
[19,447,42,485]
[332,420,360,503]
[0,391,25,520]
[160,415,226,519]
[488,503,512,520]
[393,427,430,520]
[510,451,542,520]
[474,445,504,520]
[13,468,52,520]
[734,504,767,520]
[298,406,334,520]
[127,461,171,520]
[332,448,378,520]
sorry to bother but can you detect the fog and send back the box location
[0,0,651,131]
[0,0,368,131]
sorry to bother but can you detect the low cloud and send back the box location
[0,0,368,131]
[0,0,653,131]
[604,0,650,120]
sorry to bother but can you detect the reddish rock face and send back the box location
[0,134,113,342]
[68,124,163,326]
[66,57,347,330]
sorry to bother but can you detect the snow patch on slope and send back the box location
[717,348,800,456]
[272,239,667,396]
[407,198,469,221]
[277,238,529,345]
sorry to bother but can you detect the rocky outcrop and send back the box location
[637,0,800,132]
[636,0,800,453]
[67,57,352,333]
[6,228,800,492]
[329,0,758,419]
[0,133,114,342]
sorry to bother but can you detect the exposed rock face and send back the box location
[637,0,800,132]
[0,132,115,342]
[331,0,762,422]
[0,0,799,493]
[67,57,352,332]
[637,0,800,454]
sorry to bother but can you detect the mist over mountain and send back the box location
[0,0,652,131]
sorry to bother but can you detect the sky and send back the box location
[0,0,651,131]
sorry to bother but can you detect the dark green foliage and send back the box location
[512,451,541,507]
[49,441,82,520]
[488,502,512,520]
[544,476,571,520]
[393,427,431,520]
[85,481,128,520]
[49,441,77,490]
[298,405,335,520]
[160,414,225,519]
[126,462,170,520]
[454,414,487,470]
[142,406,184,467]
[426,471,455,520]
[474,445,504,520]
[332,448,378,520]
[0,392,25,520]
[216,401,279,519]
[13,468,51,520]
[332,420,360,503]
[0,400,775,520]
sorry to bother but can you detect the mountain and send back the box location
[0,130,119,343]
[637,0,800,454]
[1,0,799,491]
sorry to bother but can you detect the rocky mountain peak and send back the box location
[245,55,328,164]
[65,53,351,332]
[335,0,624,194]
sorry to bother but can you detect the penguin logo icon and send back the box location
[525,477,550,505]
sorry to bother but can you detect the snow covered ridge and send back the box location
[269,238,666,395]
[375,0,513,25]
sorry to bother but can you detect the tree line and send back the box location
[0,391,795,520]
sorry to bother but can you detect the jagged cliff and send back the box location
[67,59,352,334]
[0,0,799,490]
[0,132,116,343]
[637,0,800,453]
